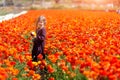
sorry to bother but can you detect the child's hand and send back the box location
[30,31,36,38]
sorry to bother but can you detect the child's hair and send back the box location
[36,15,46,26]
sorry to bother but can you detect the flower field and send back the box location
[0,10,120,80]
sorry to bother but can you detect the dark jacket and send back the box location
[32,27,46,56]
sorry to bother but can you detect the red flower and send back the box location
[48,77,55,80]
[37,54,43,60]
[10,61,16,66]
[27,60,34,69]
[12,78,18,80]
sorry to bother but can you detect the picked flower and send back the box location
[30,31,36,37]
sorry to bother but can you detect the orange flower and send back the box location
[12,78,18,80]
[28,70,35,76]
[0,68,8,80]
[58,60,66,67]
[47,64,55,73]
[32,74,41,80]
[108,75,117,80]
[12,69,19,76]
[61,65,68,72]
[48,54,58,63]
[83,70,90,75]
[24,67,29,72]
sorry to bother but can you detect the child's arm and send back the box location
[37,28,46,41]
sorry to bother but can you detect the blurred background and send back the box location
[0,0,120,15]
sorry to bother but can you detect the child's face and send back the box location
[37,20,44,28]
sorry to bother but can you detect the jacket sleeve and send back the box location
[37,28,46,41]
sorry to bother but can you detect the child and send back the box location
[31,15,46,61]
